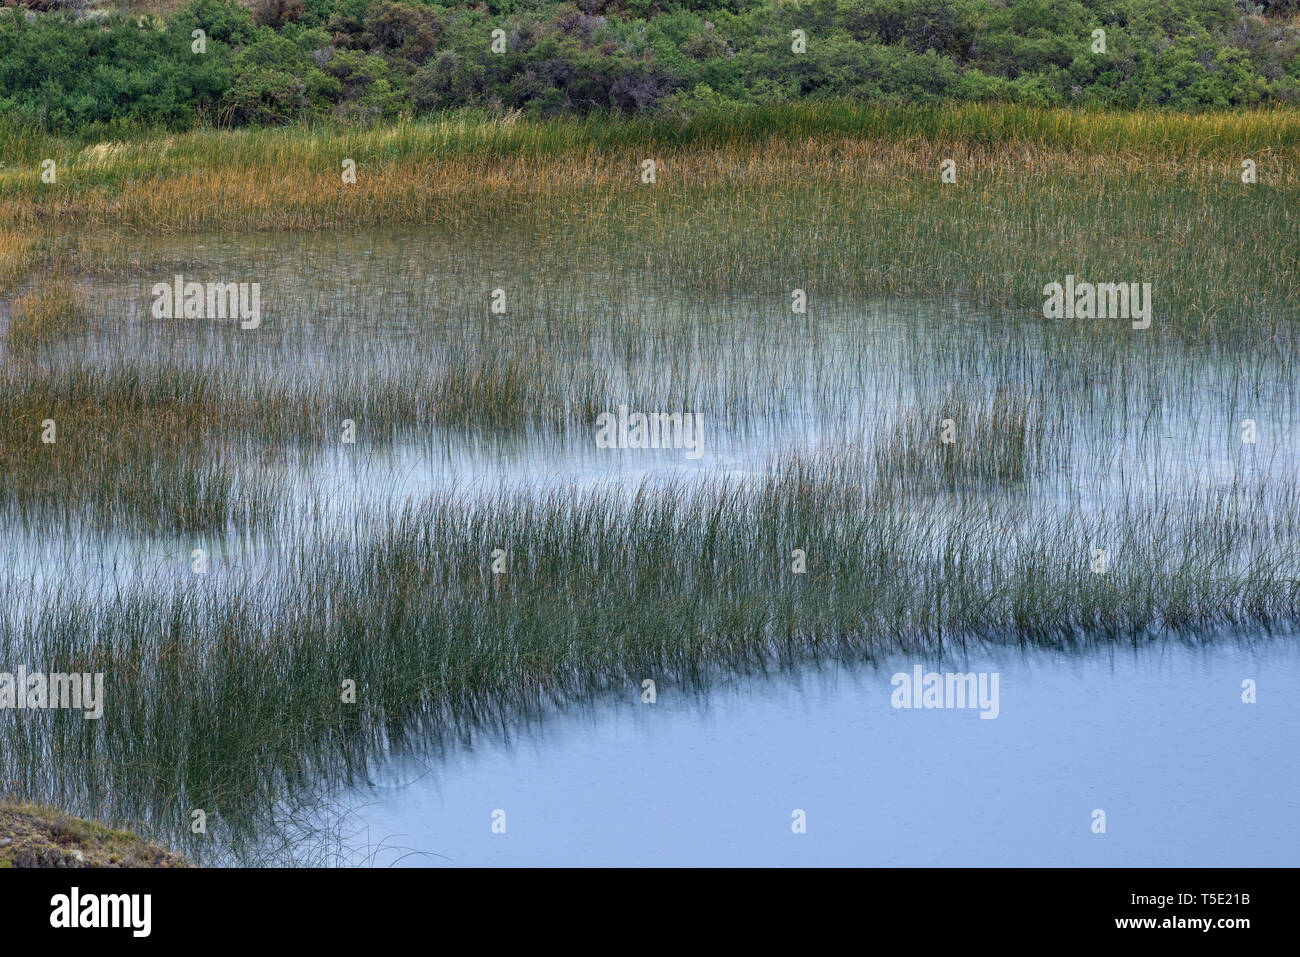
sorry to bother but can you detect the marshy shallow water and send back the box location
[2,226,1297,865]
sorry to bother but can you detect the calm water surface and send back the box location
[339,637,1298,867]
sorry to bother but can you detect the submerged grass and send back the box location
[0,245,1293,532]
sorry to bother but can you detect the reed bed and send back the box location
[1,241,1295,534]
[2,104,1296,333]
[0,364,279,534]
[875,385,1042,490]
[4,103,1294,174]
[1,457,1298,861]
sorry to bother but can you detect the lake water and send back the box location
[337,636,1299,867]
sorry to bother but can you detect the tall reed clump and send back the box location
[5,279,88,352]
[0,229,36,291]
[875,385,1040,490]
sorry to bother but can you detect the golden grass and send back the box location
[1,106,1296,233]
[4,278,87,352]
[0,106,1293,346]
[0,228,36,291]
[7,143,1291,233]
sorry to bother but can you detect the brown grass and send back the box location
[5,278,87,351]
[0,228,36,291]
[3,131,1296,234]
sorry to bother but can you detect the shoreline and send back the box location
[0,802,188,869]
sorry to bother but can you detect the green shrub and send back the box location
[1,0,1296,131]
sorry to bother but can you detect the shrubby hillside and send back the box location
[1,0,1298,130]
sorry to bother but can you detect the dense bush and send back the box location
[0,0,1297,131]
